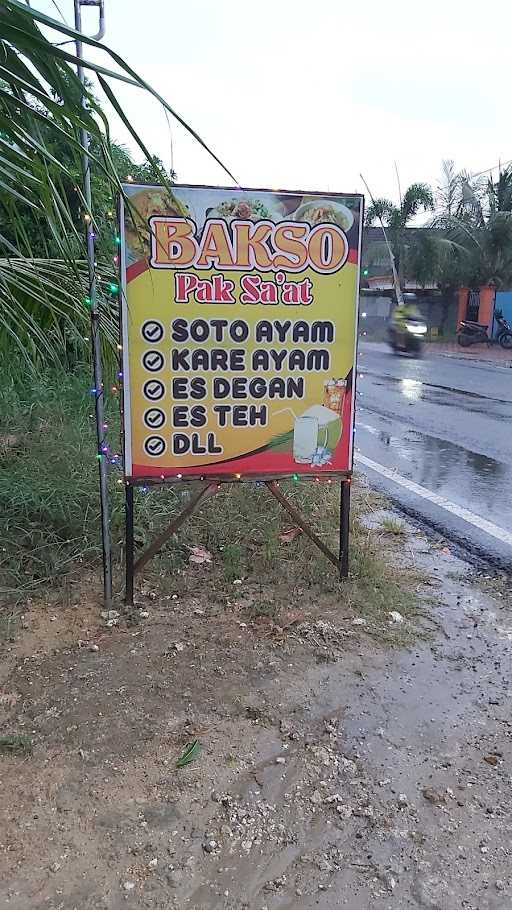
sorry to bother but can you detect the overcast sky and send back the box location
[42,0,512,204]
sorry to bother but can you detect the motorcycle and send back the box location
[388,317,427,355]
[457,312,512,349]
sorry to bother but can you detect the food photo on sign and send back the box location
[119,185,362,481]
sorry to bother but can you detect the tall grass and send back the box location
[0,363,111,592]
[0,364,418,633]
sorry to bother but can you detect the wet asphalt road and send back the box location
[355,343,512,569]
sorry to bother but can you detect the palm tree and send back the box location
[436,159,487,223]
[435,164,512,289]
[0,0,235,365]
[365,183,435,290]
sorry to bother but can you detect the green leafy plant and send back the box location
[365,182,436,289]
[0,0,235,366]
[434,163,512,289]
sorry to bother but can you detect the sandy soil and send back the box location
[1,513,511,910]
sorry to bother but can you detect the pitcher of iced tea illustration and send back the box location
[323,379,346,421]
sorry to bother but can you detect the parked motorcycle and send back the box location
[388,317,427,355]
[457,312,512,349]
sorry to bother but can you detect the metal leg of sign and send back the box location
[339,479,351,579]
[133,483,219,578]
[265,481,339,569]
[74,0,111,610]
[125,484,134,607]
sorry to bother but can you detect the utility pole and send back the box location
[74,0,113,608]
[360,173,404,307]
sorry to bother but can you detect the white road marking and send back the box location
[355,453,512,548]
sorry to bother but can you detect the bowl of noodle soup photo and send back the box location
[292,198,354,232]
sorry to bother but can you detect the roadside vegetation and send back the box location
[365,160,512,293]
[0,366,419,641]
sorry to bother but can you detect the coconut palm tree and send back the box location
[365,182,435,289]
[435,164,512,289]
[0,0,235,365]
[436,159,487,223]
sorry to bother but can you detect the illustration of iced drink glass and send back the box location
[323,379,347,420]
[293,416,319,464]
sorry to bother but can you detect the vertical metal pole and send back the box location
[339,478,351,579]
[125,484,134,606]
[74,0,112,609]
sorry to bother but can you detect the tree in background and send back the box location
[436,159,487,223]
[435,162,512,289]
[365,182,436,289]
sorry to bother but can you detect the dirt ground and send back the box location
[1,507,512,910]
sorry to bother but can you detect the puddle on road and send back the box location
[357,417,512,533]
[365,372,512,416]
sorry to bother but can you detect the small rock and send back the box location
[495,880,505,891]
[139,610,149,619]
[379,871,397,891]
[422,787,446,806]
[101,609,120,625]
[148,857,158,868]
[388,611,404,624]
[123,881,135,891]
[203,840,217,853]
[483,754,499,766]
[172,641,185,652]
[398,793,408,807]
[88,643,99,652]
[352,617,367,626]
[49,861,61,873]
[276,756,286,765]
[336,805,353,819]
[166,870,183,887]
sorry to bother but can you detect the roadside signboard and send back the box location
[120,184,363,481]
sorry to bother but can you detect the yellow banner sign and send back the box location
[120,185,363,480]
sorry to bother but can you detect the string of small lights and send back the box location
[81,202,125,480]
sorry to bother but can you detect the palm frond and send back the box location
[0,0,237,366]
[0,258,117,367]
[401,183,434,222]
[365,198,397,227]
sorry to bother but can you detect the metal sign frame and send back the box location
[118,184,363,604]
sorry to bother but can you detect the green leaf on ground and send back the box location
[176,740,200,768]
